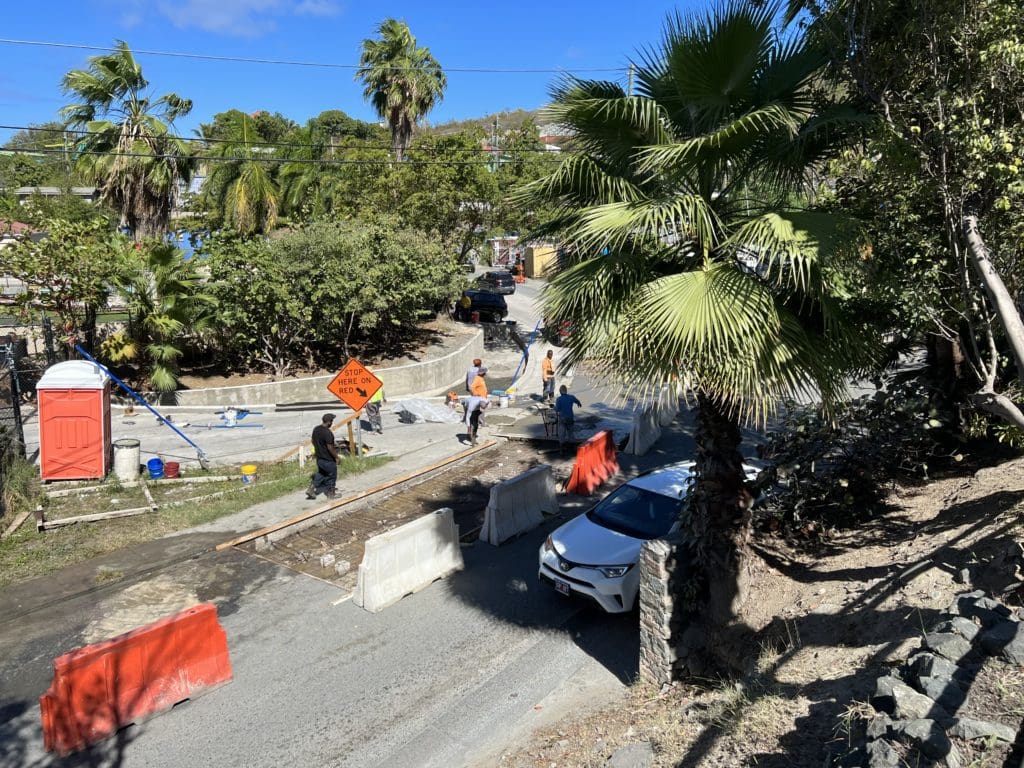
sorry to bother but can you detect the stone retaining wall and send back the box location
[168,330,484,407]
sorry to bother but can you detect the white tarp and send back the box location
[479,464,558,546]
[353,508,464,613]
[391,399,462,424]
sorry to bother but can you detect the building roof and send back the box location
[14,186,97,196]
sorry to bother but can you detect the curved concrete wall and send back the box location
[168,331,484,408]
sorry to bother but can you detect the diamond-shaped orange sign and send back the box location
[327,359,383,411]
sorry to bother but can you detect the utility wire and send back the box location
[1,145,566,167]
[0,38,626,75]
[0,123,567,155]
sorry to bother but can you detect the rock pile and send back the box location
[846,591,1022,767]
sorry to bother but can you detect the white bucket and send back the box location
[499,395,510,408]
[112,438,141,482]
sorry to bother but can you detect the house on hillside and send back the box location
[14,186,98,204]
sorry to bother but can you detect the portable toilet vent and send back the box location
[36,360,112,481]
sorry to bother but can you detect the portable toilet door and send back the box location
[36,360,112,481]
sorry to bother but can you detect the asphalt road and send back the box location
[4,519,640,768]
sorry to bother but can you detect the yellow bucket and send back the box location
[241,463,258,484]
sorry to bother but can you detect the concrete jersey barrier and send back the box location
[479,464,557,545]
[353,507,464,613]
[624,404,662,456]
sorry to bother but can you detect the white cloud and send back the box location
[108,0,342,38]
[295,0,340,17]
[157,0,285,37]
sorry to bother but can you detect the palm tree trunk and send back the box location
[677,394,756,673]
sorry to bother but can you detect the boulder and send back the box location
[866,714,895,740]
[923,632,973,662]
[915,675,966,712]
[608,741,655,768]
[895,718,954,760]
[904,651,958,683]
[865,739,899,768]
[873,676,951,723]
[950,592,1010,628]
[949,716,1017,743]
[931,616,981,642]
[979,620,1024,664]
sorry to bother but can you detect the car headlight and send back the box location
[598,564,633,579]
[543,536,554,553]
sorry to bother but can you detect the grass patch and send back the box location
[0,455,387,589]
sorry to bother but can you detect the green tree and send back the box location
[204,234,314,377]
[199,111,279,235]
[103,242,217,392]
[794,0,1024,430]
[393,130,498,258]
[60,41,194,239]
[356,18,447,161]
[3,218,133,352]
[517,1,873,667]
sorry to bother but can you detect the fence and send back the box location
[0,355,28,520]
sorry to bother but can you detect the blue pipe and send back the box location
[508,320,542,390]
[73,344,211,466]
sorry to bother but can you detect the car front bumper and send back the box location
[537,548,639,614]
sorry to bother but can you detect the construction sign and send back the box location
[327,359,383,412]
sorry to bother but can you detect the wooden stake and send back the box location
[216,440,498,551]
[40,505,154,529]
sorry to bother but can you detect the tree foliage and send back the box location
[516,0,875,668]
[203,219,460,374]
[357,18,447,161]
[3,218,133,350]
[60,41,194,239]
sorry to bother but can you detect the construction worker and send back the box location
[365,384,384,435]
[541,350,556,403]
[470,367,488,398]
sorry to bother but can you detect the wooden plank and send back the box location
[1,508,33,539]
[45,475,233,497]
[41,505,154,529]
[216,440,499,551]
[141,482,158,512]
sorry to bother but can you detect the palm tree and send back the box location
[356,18,447,161]
[102,242,217,392]
[199,112,279,236]
[61,41,194,240]
[517,1,874,668]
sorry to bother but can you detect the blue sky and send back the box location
[0,0,698,143]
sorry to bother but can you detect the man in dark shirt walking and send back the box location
[307,413,339,500]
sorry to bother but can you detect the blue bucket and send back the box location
[147,457,164,480]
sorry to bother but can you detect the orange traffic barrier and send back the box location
[565,430,619,495]
[40,603,232,755]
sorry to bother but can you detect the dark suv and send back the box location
[454,290,509,323]
[477,270,516,295]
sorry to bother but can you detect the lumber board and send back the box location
[217,440,497,551]
[1,508,33,539]
[40,505,154,529]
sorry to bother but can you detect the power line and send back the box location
[1,145,565,167]
[0,38,625,75]
[0,123,566,156]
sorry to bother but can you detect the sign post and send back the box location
[327,359,383,456]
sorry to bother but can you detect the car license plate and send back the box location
[554,578,571,596]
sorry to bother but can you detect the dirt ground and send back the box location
[494,458,1024,767]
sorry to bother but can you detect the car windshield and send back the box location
[586,484,681,540]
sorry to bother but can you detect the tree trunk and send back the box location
[675,395,756,674]
[963,216,1024,387]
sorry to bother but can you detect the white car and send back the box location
[538,460,759,613]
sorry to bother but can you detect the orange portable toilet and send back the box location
[37,361,112,481]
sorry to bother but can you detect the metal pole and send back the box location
[5,365,24,457]
[73,344,210,467]
[627,63,635,97]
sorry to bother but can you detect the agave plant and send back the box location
[517,0,876,663]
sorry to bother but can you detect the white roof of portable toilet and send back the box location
[36,360,109,390]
